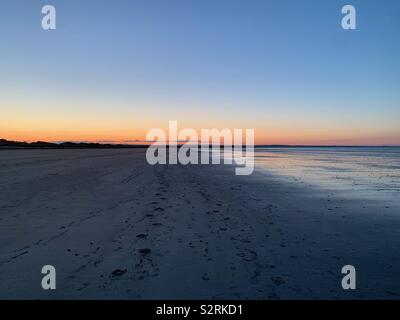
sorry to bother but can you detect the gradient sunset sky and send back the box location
[1,0,399,145]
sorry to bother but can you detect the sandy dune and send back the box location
[0,149,399,299]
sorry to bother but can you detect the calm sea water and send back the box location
[254,147,400,204]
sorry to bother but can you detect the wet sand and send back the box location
[0,149,399,299]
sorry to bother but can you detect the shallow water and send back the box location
[254,147,400,205]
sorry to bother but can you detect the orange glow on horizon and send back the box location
[2,128,399,146]
[2,108,399,146]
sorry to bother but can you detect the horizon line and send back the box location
[1,138,399,148]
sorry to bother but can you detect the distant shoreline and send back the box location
[0,139,147,149]
[0,139,399,149]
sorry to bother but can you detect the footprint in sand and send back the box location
[112,269,127,277]
[138,248,151,256]
[271,276,285,286]
[237,249,258,261]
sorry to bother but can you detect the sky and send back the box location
[1,0,399,145]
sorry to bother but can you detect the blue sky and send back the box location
[1,0,399,144]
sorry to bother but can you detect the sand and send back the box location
[0,149,399,299]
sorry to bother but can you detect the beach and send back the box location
[0,148,399,299]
